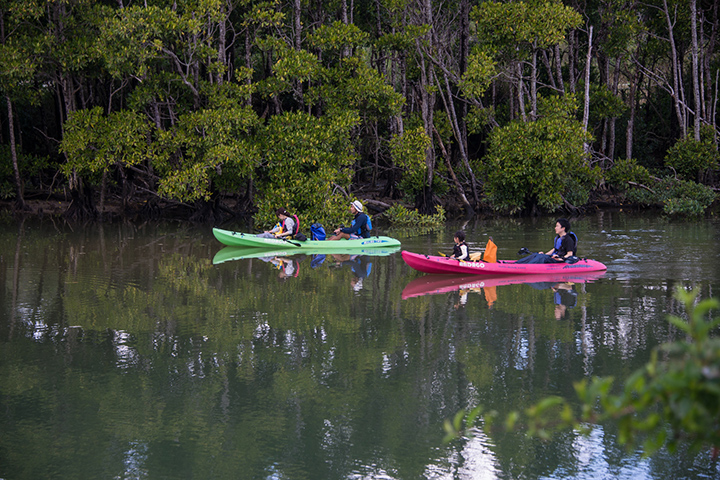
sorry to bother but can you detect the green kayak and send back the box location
[213,245,401,264]
[212,227,401,249]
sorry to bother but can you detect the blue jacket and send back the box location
[341,212,371,238]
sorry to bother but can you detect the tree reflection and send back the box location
[0,220,718,479]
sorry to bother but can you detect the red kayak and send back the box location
[401,250,607,275]
[402,271,606,299]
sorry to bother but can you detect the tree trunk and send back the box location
[517,62,527,122]
[433,126,473,215]
[626,63,641,160]
[293,0,302,50]
[217,3,227,85]
[530,45,538,120]
[663,0,687,137]
[702,1,718,125]
[416,0,436,215]
[6,95,27,211]
[607,57,622,162]
[691,0,701,140]
[437,70,479,205]
[555,44,565,93]
[582,26,593,153]
[64,175,98,221]
[417,53,436,214]
[568,30,576,94]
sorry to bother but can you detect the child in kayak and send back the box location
[450,231,469,261]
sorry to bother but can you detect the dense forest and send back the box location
[1,0,719,225]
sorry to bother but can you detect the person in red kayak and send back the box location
[517,218,577,264]
[449,231,469,261]
[542,218,577,261]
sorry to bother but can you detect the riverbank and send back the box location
[0,188,641,223]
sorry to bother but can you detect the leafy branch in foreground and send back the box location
[445,287,720,456]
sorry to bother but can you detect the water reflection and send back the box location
[402,272,604,315]
[259,255,299,279]
[326,254,373,292]
[2,216,720,479]
[212,245,400,264]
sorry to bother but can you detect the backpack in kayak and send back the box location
[310,223,326,241]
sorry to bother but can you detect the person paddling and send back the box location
[516,218,577,264]
[328,201,371,240]
[543,218,577,261]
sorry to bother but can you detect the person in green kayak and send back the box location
[257,208,297,238]
[328,201,371,240]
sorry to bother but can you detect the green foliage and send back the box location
[308,21,369,52]
[576,288,720,454]
[154,102,260,202]
[626,177,716,216]
[254,110,360,229]
[0,145,51,199]
[664,126,720,182]
[465,105,496,135]
[383,204,445,227]
[61,107,152,183]
[272,48,321,84]
[309,56,404,121]
[446,287,720,456]
[604,158,653,188]
[389,127,431,197]
[473,0,582,53]
[459,51,496,99]
[588,82,627,120]
[479,95,598,213]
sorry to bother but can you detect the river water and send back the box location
[1,211,719,479]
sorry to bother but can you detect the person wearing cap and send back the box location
[328,200,371,240]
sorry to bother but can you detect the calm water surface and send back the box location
[1,211,719,480]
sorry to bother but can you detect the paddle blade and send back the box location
[484,238,497,263]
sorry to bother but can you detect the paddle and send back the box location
[280,237,302,247]
[438,251,465,262]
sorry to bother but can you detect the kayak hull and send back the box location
[213,228,401,249]
[401,250,607,275]
[213,245,401,264]
[402,271,605,299]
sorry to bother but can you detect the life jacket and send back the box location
[279,214,300,238]
[452,242,469,260]
[554,232,578,255]
[350,213,372,238]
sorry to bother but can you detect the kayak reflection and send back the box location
[212,245,400,264]
[213,246,379,292]
[401,271,605,311]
